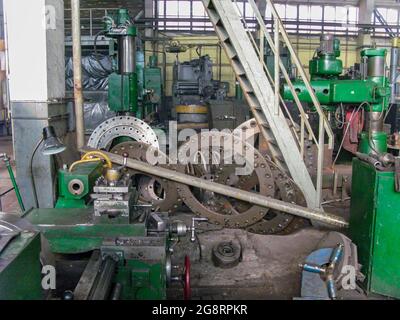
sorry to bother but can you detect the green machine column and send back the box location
[105,9,139,115]
[282,37,391,154]
[358,48,390,155]
[144,55,163,117]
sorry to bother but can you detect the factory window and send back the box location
[372,7,399,37]
[155,0,397,39]
[192,1,209,31]
[348,7,358,23]
[375,7,399,24]
[298,5,322,34]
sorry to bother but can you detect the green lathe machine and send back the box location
[0,151,194,300]
[283,34,400,298]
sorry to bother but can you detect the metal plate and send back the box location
[175,131,275,228]
[88,116,159,150]
[110,142,181,213]
[233,120,310,234]
[235,118,317,175]
[246,161,308,235]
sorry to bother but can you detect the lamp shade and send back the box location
[41,126,66,156]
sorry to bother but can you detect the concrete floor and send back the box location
[167,214,368,300]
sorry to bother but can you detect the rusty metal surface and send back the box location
[110,141,181,213]
[174,131,275,228]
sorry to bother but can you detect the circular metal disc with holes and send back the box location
[110,141,181,213]
[234,119,311,234]
[246,160,309,235]
[215,162,295,234]
[174,131,275,228]
[87,116,159,150]
[235,118,317,175]
[212,240,242,269]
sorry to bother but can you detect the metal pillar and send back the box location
[4,0,70,208]
[356,0,375,60]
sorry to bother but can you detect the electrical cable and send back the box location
[29,138,44,208]
[93,30,107,58]
[332,102,369,167]
[383,103,395,122]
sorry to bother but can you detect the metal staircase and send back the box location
[201,0,334,209]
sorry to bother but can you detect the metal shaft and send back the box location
[85,148,349,228]
[89,258,116,300]
[118,36,136,74]
[390,43,399,104]
[71,0,85,149]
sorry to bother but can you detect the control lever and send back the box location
[112,152,129,172]
[190,217,208,242]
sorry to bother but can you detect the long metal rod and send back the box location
[87,148,348,228]
[71,0,85,149]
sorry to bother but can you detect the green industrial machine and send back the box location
[283,34,390,153]
[103,9,163,121]
[144,55,163,118]
[24,206,183,300]
[0,213,42,300]
[55,161,103,208]
[15,152,192,300]
[104,9,139,115]
[350,158,400,299]
[283,34,400,299]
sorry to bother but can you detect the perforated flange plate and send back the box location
[235,118,316,174]
[110,141,181,213]
[88,116,159,150]
[174,131,275,228]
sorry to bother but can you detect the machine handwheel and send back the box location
[184,255,191,300]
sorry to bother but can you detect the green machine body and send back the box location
[105,9,139,115]
[55,161,103,208]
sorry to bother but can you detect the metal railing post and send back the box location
[274,17,280,116]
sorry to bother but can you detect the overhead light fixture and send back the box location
[41,126,66,156]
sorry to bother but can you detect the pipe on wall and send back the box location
[71,0,85,149]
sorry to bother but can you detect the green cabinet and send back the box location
[350,158,400,299]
